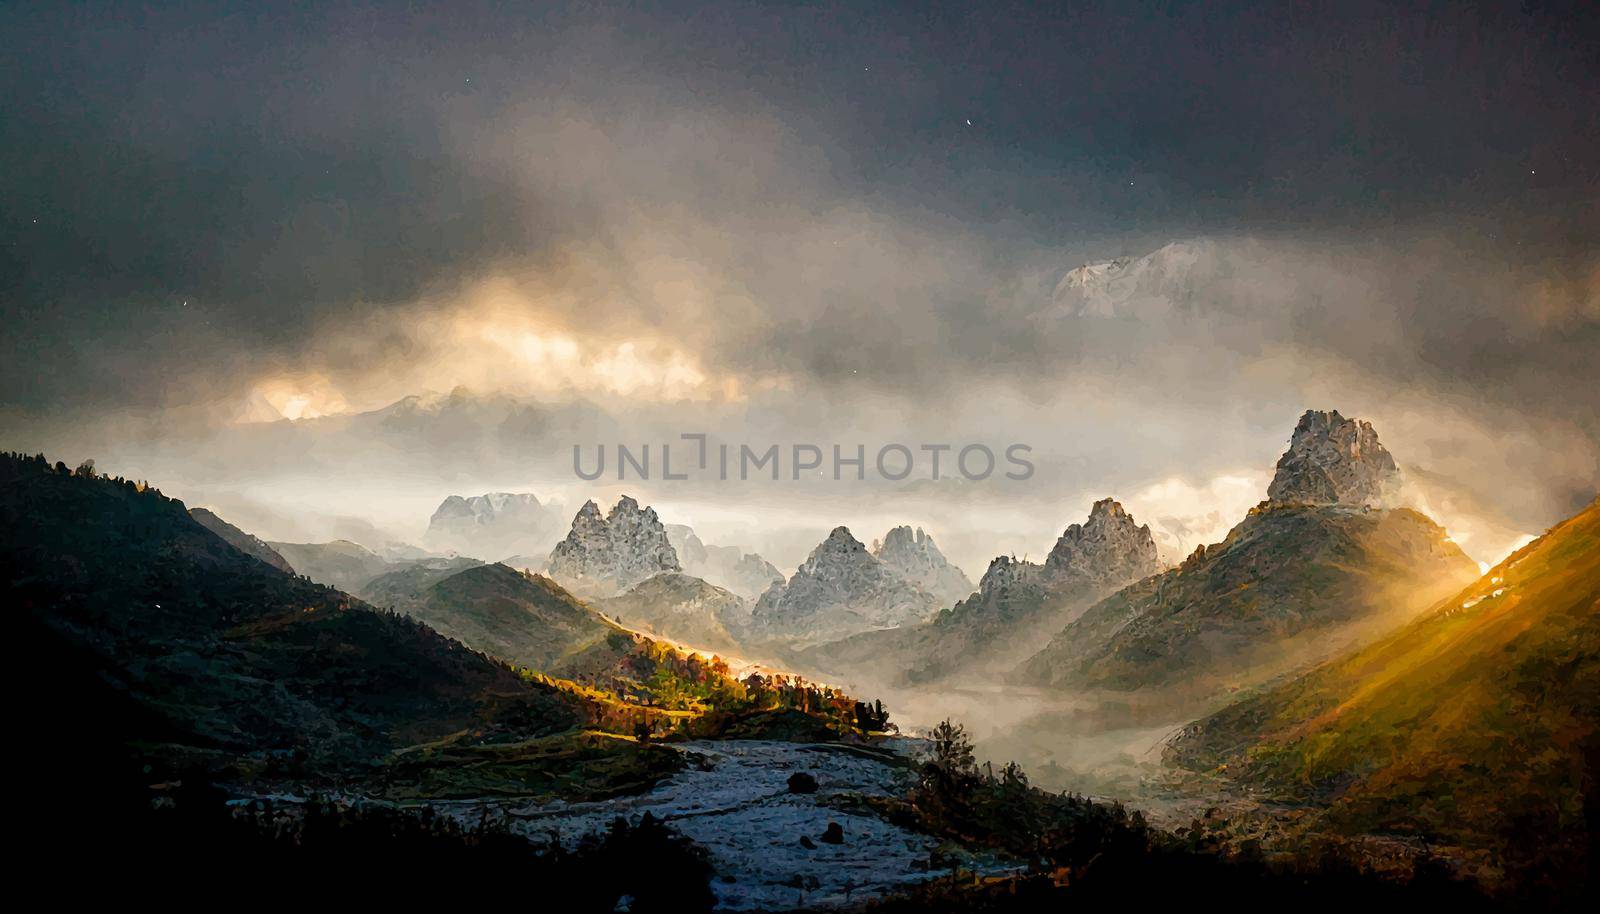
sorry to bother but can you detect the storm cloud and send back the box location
[2,1,1595,573]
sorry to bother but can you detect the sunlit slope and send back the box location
[1019,505,1478,696]
[595,572,746,656]
[1170,498,1600,857]
[408,563,624,672]
[384,561,770,720]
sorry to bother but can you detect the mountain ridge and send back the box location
[1167,497,1600,889]
[189,507,296,573]
[1016,412,1477,699]
[801,499,1161,684]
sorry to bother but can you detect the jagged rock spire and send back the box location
[873,525,974,605]
[545,495,680,596]
[1043,497,1160,588]
[750,525,942,644]
[1267,409,1402,508]
[978,498,1160,598]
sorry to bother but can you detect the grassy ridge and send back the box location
[1170,498,1600,886]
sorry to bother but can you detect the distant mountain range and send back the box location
[666,524,785,602]
[801,498,1161,685]
[266,538,397,594]
[423,491,567,560]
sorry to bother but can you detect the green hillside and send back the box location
[358,555,485,609]
[0,452,588,770]
[596,572,746,656]
[405,563,627,673]
[1169,498,1600,888]
[390,563,775,721]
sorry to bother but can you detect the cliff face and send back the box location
[1266,409,1403,508]
[545,496,680,597]
[1042,498,1161,589]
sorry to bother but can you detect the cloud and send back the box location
[2,2,1594,573]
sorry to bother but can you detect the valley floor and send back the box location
[438,738,1015,910]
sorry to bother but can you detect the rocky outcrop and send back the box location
[545,496,680,597]
[872,526,975,606]
[965,498,1158,602]
[977,554,1040,596]
[666,524,785,601]
[749,527,942,645]
[1042,498,1161,589]
[1266,409,1403,508]
[423,492,565,560]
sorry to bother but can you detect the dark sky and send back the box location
[4,2,1595,395]
[0,1,1596,565]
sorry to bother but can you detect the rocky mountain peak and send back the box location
[874,525,976,605]
[978,554,1039,597]
[1267,409,1402,508]
[545,495,680,597]
[1088,497,1128,520]
[1043,497,1160,588]
[814,526,866,556]
[750,525,941,644]
[1048,240,1214,320]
